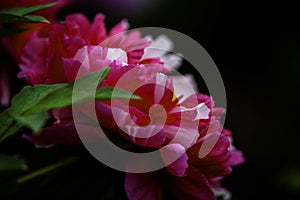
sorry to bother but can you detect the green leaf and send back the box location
[0,2,57,16]
[0,154,28,171]
[95,87,141,101]
[13,112,47,132]
[9,84,67,116]
[0,122,23,143]
[26,68,110,114]
[0,13,50,23]
[21,15,50,24]
[0,67,139,142]
[1,69,110,139]
[0,2,57,24]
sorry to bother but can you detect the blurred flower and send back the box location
[0,0,72,61]
[0,67,10,106]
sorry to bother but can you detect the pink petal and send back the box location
[23,122,106,146]
[65,14,90,38]
[228,149,245,166]
[142,35,173,59]
[161,143,188,177]
[171,74,198,102]
[120,30,150,52]
[188,134,238,178]
[169,167,216,200]
[181,93,213,109]
[109,19,129,36]
[62,58,81,82]
[123,125,166,148]
[95,102,116,129]
[23,123,80,146]
[170,103,210,122]
[0,67,10,106]
[89,13,107,44]
[161,53,182,70]
[127,49,144,64]
[125,172,163,200]
[164,125,199,149]
[109,103,167,148]
[19,36,48,85]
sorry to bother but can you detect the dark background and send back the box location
[1,0,300,199]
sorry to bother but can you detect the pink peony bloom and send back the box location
[99,64,210,149]
[18,13,151,84]
[125,89,244,200]
[13,12,244,200]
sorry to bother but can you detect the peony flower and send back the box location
[13,12,244,200]
[19,13,180,146]
[18,13,151,84]
[125,84,244,200]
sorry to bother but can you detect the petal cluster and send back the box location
[4,9,244,200]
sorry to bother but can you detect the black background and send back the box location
[1,0,300,199]
[76,1,300,199]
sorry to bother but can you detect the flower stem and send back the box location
[17,157,79,184]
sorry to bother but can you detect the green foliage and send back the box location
[0,154,28,171]
[0,67,139,142]
[0,2,58,37]
[0,2,57,24]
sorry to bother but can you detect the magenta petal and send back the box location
[89,13,107,44]
[125,172,163,200]
[127,49,144,64]
[161,143,188,177]
[206,134,230,157]
[228,149,245,166]
[23,123,80,146]
[188,134,234,178]
[0,67,10,106]
[124,125,166,148]
[62,58,81,82]
[22,122,106,146]
[95,102,116,128]
[65,14,90,38]
[19,36,48,85]
[109,19,128,36]
[170,167,216,200]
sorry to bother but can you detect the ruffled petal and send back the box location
[23,123,80,146]
[142,35,173,59]
[171,74,198,103]
[161,143,188,177]
[89,13,107,44]
[169,167,216,200]
[19,36,48,85]
[0,67,10,106]
[109,19,129,36]
[125,172,163,200]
